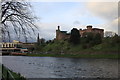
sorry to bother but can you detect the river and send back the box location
[2,56,119,78]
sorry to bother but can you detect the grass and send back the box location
[27,53,119,59]
[34,38,119,59]
[37,39,119,52]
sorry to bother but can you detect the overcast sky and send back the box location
[29,1,119,41]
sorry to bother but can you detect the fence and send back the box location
[2,64,26,80]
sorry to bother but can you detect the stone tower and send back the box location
[56,26,60,40]
[58,26,60,31]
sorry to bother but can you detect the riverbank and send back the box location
[34,37,119,59]
[27,53,119,59]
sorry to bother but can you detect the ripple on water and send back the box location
[2,56,119,78]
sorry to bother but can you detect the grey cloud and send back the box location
[86,2,118,34]
[87,2,118,21]
[73,20,81,25]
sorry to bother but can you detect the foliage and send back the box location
[83,32,94,43]
[81,32,102,48]
[70,28,80,44]
[35,38,46,51]
[46,40,52,44]
[34,32,119,55]
[40,38,45,44]
[111,34,120,46]
[93,33,102,45]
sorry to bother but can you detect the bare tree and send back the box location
[1,0,38,42]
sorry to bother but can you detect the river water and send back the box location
[2,56,119,78]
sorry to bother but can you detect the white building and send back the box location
[1,40,22,48]
[104,31,116,37]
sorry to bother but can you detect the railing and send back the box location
[2,64,26,80]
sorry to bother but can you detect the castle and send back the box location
[56,26,70,40]
[56,25,104,40]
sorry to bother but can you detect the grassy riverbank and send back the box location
[36,40,119,53]
[32,36,120,59]
[27,53,119,59]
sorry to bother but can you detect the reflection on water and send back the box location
[2,56,118,78]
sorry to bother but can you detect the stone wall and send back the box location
[56,25,104,40]
[79,26,104,37]
[56,30,70,40]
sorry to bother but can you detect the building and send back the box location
[1,40,35,55]
[56,25,104,40]
[56,26,70,40]
[79,25,104,37]
[37,33,45,45]
[1,40,22,48]
[104,31,116,37]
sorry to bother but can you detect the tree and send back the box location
[70,28,80,44]
[46,40,52,44]
[1,0,38,42]
[83,32,94,43]
[40,38,45,44]
[82,32,102,48]
[93,33,102,45]
[111,34,120,46]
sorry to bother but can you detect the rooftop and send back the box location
[60,31,67,33]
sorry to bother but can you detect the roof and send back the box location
[92,28,104,31]
[66,33,70,35]
[60,31,67,33]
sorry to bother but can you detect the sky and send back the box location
[29,1,119,41]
